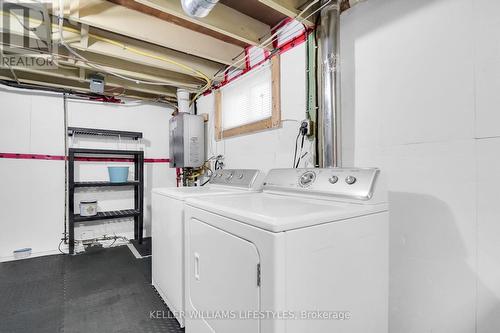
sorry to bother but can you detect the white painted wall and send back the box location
[198,43,313,172]
[0,86,175,261]
[340,0,500,332]
[0,88,66,261]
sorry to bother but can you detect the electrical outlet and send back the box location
[301,119,314,137]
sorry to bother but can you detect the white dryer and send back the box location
[151,169,264,327]
[184,168,388,333]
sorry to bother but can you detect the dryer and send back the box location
[184,168,388,333]
[152,169,264,327]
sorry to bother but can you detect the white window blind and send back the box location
[221,61,272,131]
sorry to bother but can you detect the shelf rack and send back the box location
[67,127,143,140]
[68,148,144,255]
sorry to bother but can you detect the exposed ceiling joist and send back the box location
[258,0,315,26]
[2,21,210,90]
[26,21,223,82]
[132,0,271,47]
[59,49,203,90]
[69,0,245,66]
[0,68,177,100]
[75,29,226,79]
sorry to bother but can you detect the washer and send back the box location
[184,168,388,333]
[151,169,264,327]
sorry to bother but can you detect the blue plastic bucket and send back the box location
[108,166,130,183]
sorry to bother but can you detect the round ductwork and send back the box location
[181,0,219,18]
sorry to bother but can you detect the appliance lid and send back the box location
[185,192,388,232]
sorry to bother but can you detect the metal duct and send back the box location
[318,0,342,168]
[177,88,191,113]
[181,0,219,18]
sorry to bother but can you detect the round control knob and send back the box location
[238,173,244,179]
[345,176,357,185]
[299,171,316,187]
[226,172,234,180]
[328,175,339,184]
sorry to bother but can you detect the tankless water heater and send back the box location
[169,113,205,168]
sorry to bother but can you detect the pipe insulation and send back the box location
[318,0,342,168]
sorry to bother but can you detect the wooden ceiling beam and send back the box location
[78,28,228,79]
[60,47,205,89]
[258,0,315,27]
[69,0,245,65]
[131,0,271,47]
[0,68,177,98]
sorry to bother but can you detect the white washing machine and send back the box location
[151,169,264,327]
[184,168,388,333]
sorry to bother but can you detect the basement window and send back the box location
[214,55,281,140]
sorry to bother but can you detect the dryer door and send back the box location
[187,218,260,333]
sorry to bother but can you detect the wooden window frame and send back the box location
[215,55,281,141]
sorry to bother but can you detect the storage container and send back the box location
[13,248,32,259]
[80,200,98,216]
[108,166,130,183]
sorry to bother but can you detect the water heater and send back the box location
[169,113,205,168]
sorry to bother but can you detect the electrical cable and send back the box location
[0,4,212,101]
[216,0,322,78]
[58,238,68,255]
[200,168,212,186]
[292,132,301,168]
[295,133,306,168]
[3,0,321,100]
[3,0,324,103]
[60,26,211,104]
[216,0,332,81]
[58,1,211,87]
[293,121,309,167]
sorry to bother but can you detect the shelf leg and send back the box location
[68,151,75,255]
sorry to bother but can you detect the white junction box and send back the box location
[169,113,205,168]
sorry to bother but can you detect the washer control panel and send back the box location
[210,169,261,189]
[299,171,316,187]
[263,168,380,201]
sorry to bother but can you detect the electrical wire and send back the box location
[3,0,325,103]
[58,238,69,255]
[216,0,321,78]
[292,132,301,168]
[216,0,332,81]
[61,1,211,88]
[58,18,181,87]
[1,5,211,99]
[295,133,306,168]
[59,24,211,104]
[200,167,213,186]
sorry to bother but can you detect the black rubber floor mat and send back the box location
[0,246,183,333]
[0,255,65,333]
[130,237,152,257]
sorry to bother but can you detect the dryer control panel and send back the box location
[210,169,263,189]
[263,168,380,201]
